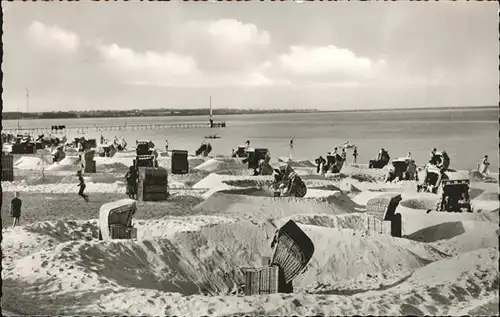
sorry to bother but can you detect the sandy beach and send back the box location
[2,149,498,316]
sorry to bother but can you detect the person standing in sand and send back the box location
[125,166,139,199]
[352,146,358,163]
[289,139,294,161]
[77,171,89,202]
[10,192,22,227]
[165,140,169,156]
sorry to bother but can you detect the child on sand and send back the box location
[10,192,22,227]
[77,171,89,202]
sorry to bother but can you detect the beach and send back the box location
[1,140,499,315]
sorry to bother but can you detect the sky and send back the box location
[1,1,498,112]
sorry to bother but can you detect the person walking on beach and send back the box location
[77,171,89,202]
[352,146,358,163]
[430,148,437,161]
[289,139,294,162]
[478,155,490,175]
[10,192,22,227]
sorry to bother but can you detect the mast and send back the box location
[26,88,29,113]
[18,88,29,129]
[209,95,212,119]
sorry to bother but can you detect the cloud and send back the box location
[205,19,271,46]
[97,42,200,85]
[95,39,281,88]
[174,19,272,73]
[26,20,79,53]
[276,45,387,81]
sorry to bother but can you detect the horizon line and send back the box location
[2,104,496,115]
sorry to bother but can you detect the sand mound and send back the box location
[192,173,229,190]
[23,220,98,242]
[280,159,316,168]
[468,188,485,200]
[405,221,466,243]
[14,156,50,170]
[143,247,497,316]
[222,179,273,188]
[194,158,246,173]
[46,156,81,171]
[399,194,438,210]
[275,213,368,232]
[134,216,237,240]
[469,170,498,183]
[6,221,446,298]
[192,174,273,190]
[2,180,126,193]
[194,192,341,219]
[428,221,499,256]
[1,227,57,264]
[474,192,499,201]
[97,162,129,172]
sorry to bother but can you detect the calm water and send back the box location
[3,108,498,171]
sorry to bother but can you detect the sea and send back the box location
[3,107,498,171]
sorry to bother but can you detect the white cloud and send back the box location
[278,45,386,78]
[175,19,272,72]
[27,21,79,53]
[97,43,199,84]
[205,19,271,46]
[95,38,280,88]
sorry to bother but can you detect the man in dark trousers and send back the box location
[77,170,89,202]
[315,156,326,174]
[10,192,22,227]
[125,166,139,199]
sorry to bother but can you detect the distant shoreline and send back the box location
[2,109,318,120]
[2,105,495,121]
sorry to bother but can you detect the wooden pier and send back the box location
[3,121,227,135]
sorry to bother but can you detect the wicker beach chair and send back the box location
[270,220,314,284]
